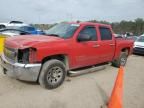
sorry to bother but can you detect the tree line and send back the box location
[33,18,144,36]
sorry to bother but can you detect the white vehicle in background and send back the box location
[0,28,30,36]
[114,34,123,38]
[0,21,29,29]
[133,36,144,54]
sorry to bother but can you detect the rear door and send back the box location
[98,26,115,62]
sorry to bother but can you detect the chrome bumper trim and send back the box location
[0,53,42,81]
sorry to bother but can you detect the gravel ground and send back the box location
[0,55,144,108]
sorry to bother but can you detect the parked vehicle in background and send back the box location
[126,36,138,41]
[114,34,123,38]
[0,22,134,89]
[0,25,44,53]
[0,21,45,35]
[133,36,144,54]
[0,21,29,27]
[124,32,134,38]
[0,21,44,53]
[0,28,30,36]
[19,26,45,35]
[5,26,45,35]
[0,29,30,53]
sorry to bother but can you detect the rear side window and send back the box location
[99,27,112,40]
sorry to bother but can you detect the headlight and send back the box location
[4,47,17,62]
[18,49,29,63]
[18,48,37,64]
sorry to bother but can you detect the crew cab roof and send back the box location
[67,22,111,28]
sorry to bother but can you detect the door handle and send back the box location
[109,44,115,46]
[93,44,100,48]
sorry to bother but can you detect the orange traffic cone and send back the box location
[108,66,124,108]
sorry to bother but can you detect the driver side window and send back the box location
[78,26,97,41]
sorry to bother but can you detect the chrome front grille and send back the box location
[4,47,17,62]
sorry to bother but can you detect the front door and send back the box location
[74,25,101,68]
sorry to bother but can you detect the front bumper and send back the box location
[133,47,144,54]
[0,54,42,81]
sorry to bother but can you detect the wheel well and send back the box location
[121,48,130,55]
[42,54,69,70]
[37,54,69,82]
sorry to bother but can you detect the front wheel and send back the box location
[112,52,128,67]
[39,59,66,89]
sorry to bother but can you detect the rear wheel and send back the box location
[112,52,128,67]
[39,59,66,89]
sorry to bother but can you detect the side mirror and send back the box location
[78,34,91,42]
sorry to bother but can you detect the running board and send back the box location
[68,64,108,77]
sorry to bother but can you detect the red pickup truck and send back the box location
[0,22,133,89]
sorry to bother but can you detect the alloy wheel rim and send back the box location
[120,57,126,66]
[47,66,63,84]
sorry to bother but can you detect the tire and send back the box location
[112,52,128,68]
[39,59,66,89]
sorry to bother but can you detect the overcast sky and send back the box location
[0,0,144,24]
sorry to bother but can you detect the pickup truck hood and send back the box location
[5,35,64,49]
[134,41,144,48]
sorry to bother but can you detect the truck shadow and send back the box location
[17,79,39,85]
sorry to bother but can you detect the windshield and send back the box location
[45,23,79,38]
[136,36,144,42]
